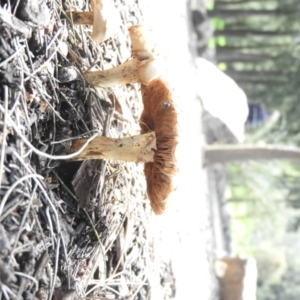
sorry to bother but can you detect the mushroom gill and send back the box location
[140,78,178,214]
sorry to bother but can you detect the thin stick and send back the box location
[0,85,8,192]
[14,272,38,293]
[0,174,43,217]
[10,184,38,259]
[49,235,60,300]
[0,103,100,160]
[0,45,25,68]
[13,151,62,240]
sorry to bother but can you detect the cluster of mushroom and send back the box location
[67,1,178,214]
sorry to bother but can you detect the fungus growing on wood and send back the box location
[84,25,162,87]
[66,0,120,42]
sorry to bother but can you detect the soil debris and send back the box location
[0,0,177,299]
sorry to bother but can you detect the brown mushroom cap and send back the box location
[140,78,178,214]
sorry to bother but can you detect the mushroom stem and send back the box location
[84,57,160,87]
[66,0,120,42]
[83,24,162,87]
[129,25,157,60]
[84,58,139,87]
[70,131,156,162]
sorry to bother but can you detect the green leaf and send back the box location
[218,62,227,71]
[212,18,225,30]
[208,37,216,49]
[216,36,226,46]
[206,0,215,11]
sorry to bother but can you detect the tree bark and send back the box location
[215,0,275,5]
[215,29,297,37]
[225,70,289,84]
[210,9,295,18]
[234,78,288,84]
[217,51,275,62]
[225,70,283,78]
[216,43,289,51]
[204,144,300,166]
[215,0,298,6]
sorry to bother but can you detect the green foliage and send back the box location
[226,161,300,253]
[208,36,227,48]
[257,257,300,300]
[208,37,216,48]
[209,18,226,49]
[206,0,215,11]
[217,62,227,70]
[213,1,300,298]
[213,0,300,144]
[217,36,226,46]
[226,160,300,299]
[254,246,287,286]
[211,18,225,30]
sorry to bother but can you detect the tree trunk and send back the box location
[225,70,284,78]
[215,29,297,37]
[204,144,300,166]
[216,43,289,51]
[217,52,274,62]
[215,0,275,5]
[210,9,295,18]
[234,78,288,84]
[215,0,299,7]
[226,70,289,83]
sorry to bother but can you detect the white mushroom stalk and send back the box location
[66,0,120,42]
[84,56,161,86]
[129,25,157,60]
[84,25,163,86]
[70,131,156,162]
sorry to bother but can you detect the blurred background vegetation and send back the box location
[206,0,300,299]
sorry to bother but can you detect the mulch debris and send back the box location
[0,0,177,299]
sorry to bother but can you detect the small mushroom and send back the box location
[66,0,120,42]
[84,25,163,87]
[70,78,178,214]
